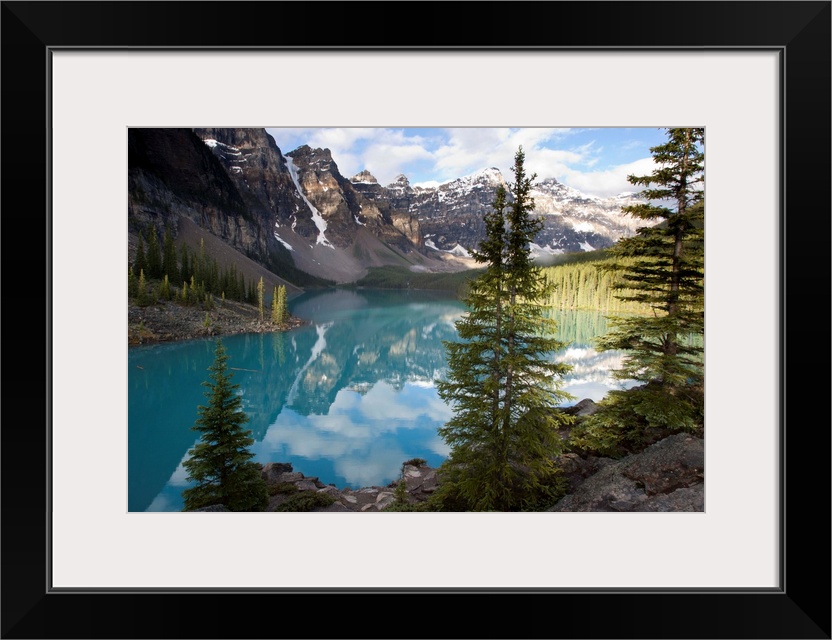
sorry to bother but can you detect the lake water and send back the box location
[128,288,636,512]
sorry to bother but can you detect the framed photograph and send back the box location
[4,1,829,638]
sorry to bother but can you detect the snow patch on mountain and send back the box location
[273,227,294,251]
[571,221,595,233]
[425,239,471,257]
[529,242,564,257]
[284,155,334,248]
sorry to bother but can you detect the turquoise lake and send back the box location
[128,288,635,512]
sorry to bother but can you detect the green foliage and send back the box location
[188,275,202,305]
[128,266,138,298]
[273,491,336,512]
[182,339,268,512]
[268,482,300,496]
[540,258,654,314]
[257,277,265,321]
[133,232,147,276]
[354,265,482,297]
[435,147,574,512]
[159,274,172,301]
[570,383,704,457]
[271,285,288,324]
[145,226,162,279]
[427,460,567,512]
[136,269,153,307]
[179,243,192,284]
[161,224,178,282]
[394,479,408,505]
[575,128,705,453]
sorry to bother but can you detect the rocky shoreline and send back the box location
[128,297,307,346]
[195,423,704,513]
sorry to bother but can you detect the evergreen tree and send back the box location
[279,285,288,323]
[197,237,207,283]
[128,266,138,299]
[189,275,198,305]
[159,274,172,301]
[133,232,147,276]
[136,268,149,306]
[179,243,192,284]
[182,339,269,511]
[257,277,265,321]
[434,147,574,512]
[271,284,288,324]
[247,280,256,305]
[270,286,280,323]
[161,224,178,282]
[145,226,162,279]
[572,128,705,455]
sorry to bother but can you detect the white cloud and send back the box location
[267,127,661,198]
[558,156,656,197]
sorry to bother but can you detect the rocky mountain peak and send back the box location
[481,167,503,181]
[390,174,410,188]
[287,145,335,172]
[538,176,561,187]
[351,170,378,184]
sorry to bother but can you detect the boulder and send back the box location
[549,433,704,512]
[261,462,294,484]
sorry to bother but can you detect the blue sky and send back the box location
[265,127,670,198]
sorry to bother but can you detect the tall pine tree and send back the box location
[182,339,268,511]
[161,224,178,282]
[271,284,288,324]
[572,127,705,455]
[434,147,574,512]
[257,277,265,321]
[145,226,162,280]
[133,232,147,276]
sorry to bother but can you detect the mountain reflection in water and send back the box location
[128,289,635,512]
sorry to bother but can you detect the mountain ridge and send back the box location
[128,128,645,288]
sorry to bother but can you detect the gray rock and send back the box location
[564,398,599,417]
[375,492,396,510]
[549,433,704,512]
[261,462,294,484]
[641,485,705,512]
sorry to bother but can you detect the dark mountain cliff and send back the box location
[128,128,280,271]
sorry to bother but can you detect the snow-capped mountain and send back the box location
[127,127,646,288]
[352,166,645,256]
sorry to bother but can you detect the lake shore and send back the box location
[128,298,307,345]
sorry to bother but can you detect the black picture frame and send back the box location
[3,1,829,638]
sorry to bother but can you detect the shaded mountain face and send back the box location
[128,127,264,255]
[128,128,438,285]
[128,127,644,288]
